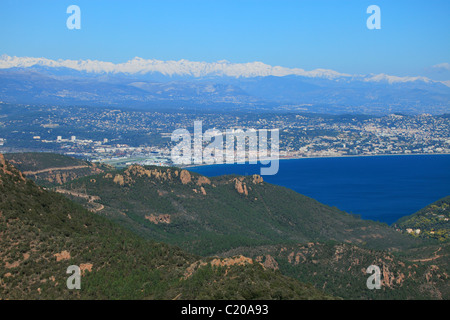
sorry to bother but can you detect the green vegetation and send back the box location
[221,242,449,300]
[60,164,420,256]
[396,196,450,242]
[4,152,90,172]
[2,153,448,300]
[0,154,333,300]
[4,152,114,187]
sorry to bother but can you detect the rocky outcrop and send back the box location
[287,251,306,265]
[113,174,125,186]
[106,165,213,190]
[80,263,94,275]
[234,178,248,196]
[180,170,192,184]
[210,256,253,268]
[183,255,254,280]
[54,250,71,262]
[123,165,178,182]
[0,154,6,182]
[197,176,211,186]
[145,214,171,224]
[0,153,25,181]
[263,255,279,270]
[252,174,263,184]
[256,255,279,270]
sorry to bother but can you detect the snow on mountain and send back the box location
[363,73,433,84]
[0,54,439,85]
[1,54,448,114]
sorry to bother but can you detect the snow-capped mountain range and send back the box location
[0,54,449,114]
[0,54,440,84]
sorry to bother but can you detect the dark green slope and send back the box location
[221,242,449,300]
[0,154,334,300]
[4,152,114,187]
[4,152,90,172]
[395,196,450,242]
[59,164,419,255]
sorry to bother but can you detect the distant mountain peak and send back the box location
[0,54,438,84]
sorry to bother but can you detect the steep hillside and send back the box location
[59,164,420,255]
[3,152,447,300]
[0,154,333,300]
[221,242,449,300]
[4,152,114,187]
[395,196,450,242]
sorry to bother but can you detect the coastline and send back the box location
[187,152,450,225]
[184,152,450,170]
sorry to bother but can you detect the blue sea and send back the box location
[189,154,450,225]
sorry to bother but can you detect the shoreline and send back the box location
[184,152,450,170]
[186,152,450,225]
[278,152,450,161]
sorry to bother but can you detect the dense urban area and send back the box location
[0,103,449,167]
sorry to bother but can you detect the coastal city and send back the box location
[0,103,449,167]
[1,0,450,303]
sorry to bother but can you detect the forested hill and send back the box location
[4,152,114,187]
[0,153,334,300]
[59,163,420,255]
[395,196,450,242]
[3,152,448,300]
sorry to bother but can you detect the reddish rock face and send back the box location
[234,178,248,196]
[180,170,192,184]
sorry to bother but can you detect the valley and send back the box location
[0,153,334,300]
[2,152,448,299]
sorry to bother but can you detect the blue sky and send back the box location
[0,0,449,79]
